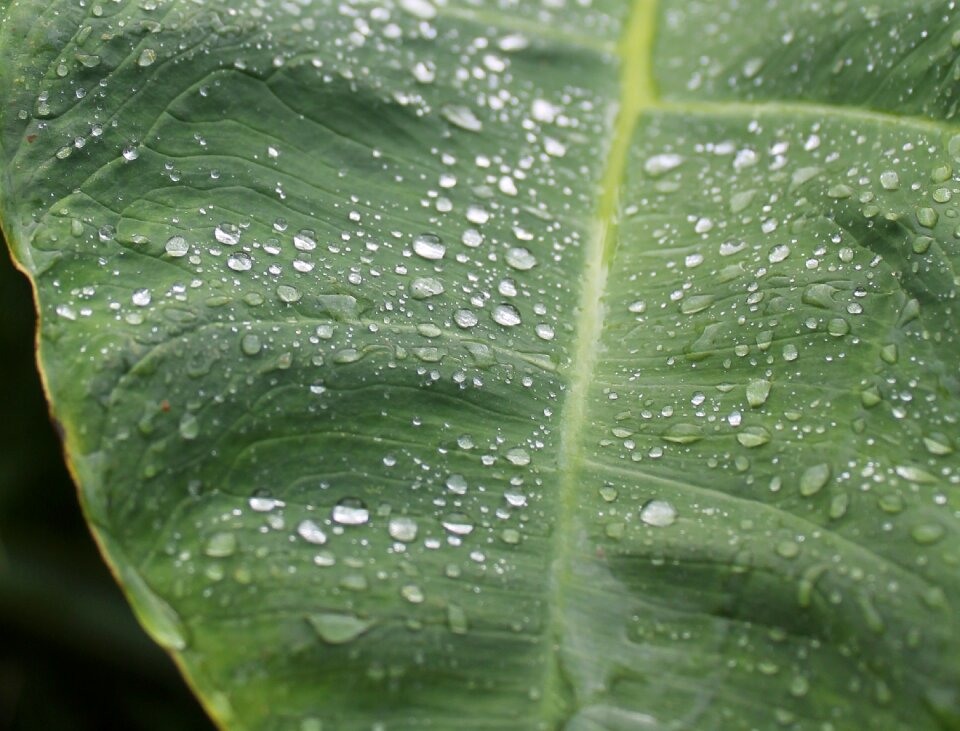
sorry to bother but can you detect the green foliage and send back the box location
[1,1,959,729]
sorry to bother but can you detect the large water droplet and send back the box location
[332,499,370,525]
[413,233,445,260]
[640,499,677,527]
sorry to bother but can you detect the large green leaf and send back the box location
[2,0,959,728]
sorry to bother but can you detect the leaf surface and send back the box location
[2,0,959,729]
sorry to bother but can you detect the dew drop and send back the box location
[204,532,236,558]
[332,499,369,526]
[388,517,418,542]
[214,223,240,246]
[165,235,189,257]
[413,233,445,260]
[441,105,482,132]
[308,613,373,644]
[227,252,252,272]
[506,247,537,271]
[297,519,327,545]
[492,304,521,327]
[799,464,830,496]
[640,500,677,527]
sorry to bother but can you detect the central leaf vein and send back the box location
[541,0,659,722]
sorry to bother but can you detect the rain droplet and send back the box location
[214,223,240,246]
[413,233,445,260]
[505,447,530,466]
[137,48,157,67]
[204,532,236,558]
[179,413,199,440]
[799,464,830,496]
[644,153,683,176]
[441,105,482,132]
[492,304,521,327]
[165,236,189,257]
[332,499,369,525]
[506,247,537,271]
[746,379,771,407]
[640,500,677,527]
[411,277,445,299]
[294,229,317,251]
[227,252,252,272]
[308,613,373,644]
[454,309,478,328]
[446,474,468,495]
[388,517,418,542]
[737,426,771,448]
[297,519,327,545]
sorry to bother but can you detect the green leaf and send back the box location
[2,0,959,729]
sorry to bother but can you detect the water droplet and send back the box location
[454,309,478,328]
[227,252,252,272]
[179,413,199,440]
[680,294,714,315]
[277,284,301,303]
[165,235,189,257]
[332,499,369,525]
[446,474,468,495]
[294,229,317,251]
[506,247,537,271]
[411,277,444,299]
[800,464,830,496]
[447,603,468,634]
[746,379,771,407]
[132,288,151,307]
[204,532,236,558]
[241,334,262,356]
[466,206,490,225]
[879,171,900,190]
[137,48,157,67]
[505,447,530,465]
[492,304,521,327]
[911,523,945,545]
[737,426,771,448]
[297,519,327,545]
[401,584,425,603]
[441,105,482,132]
[661,423,703,444]
[442,513,475,535]
[923,433,954,455]
[412,60,436,83]
[640,500,677,527]
[308,613,373,644]
[388,517,418,542]
[413,233,445,260]
[214,223,240,246]
[644,153,683,176]
[535,324,555,341]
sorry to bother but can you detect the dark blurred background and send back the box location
[0,240,214,730]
